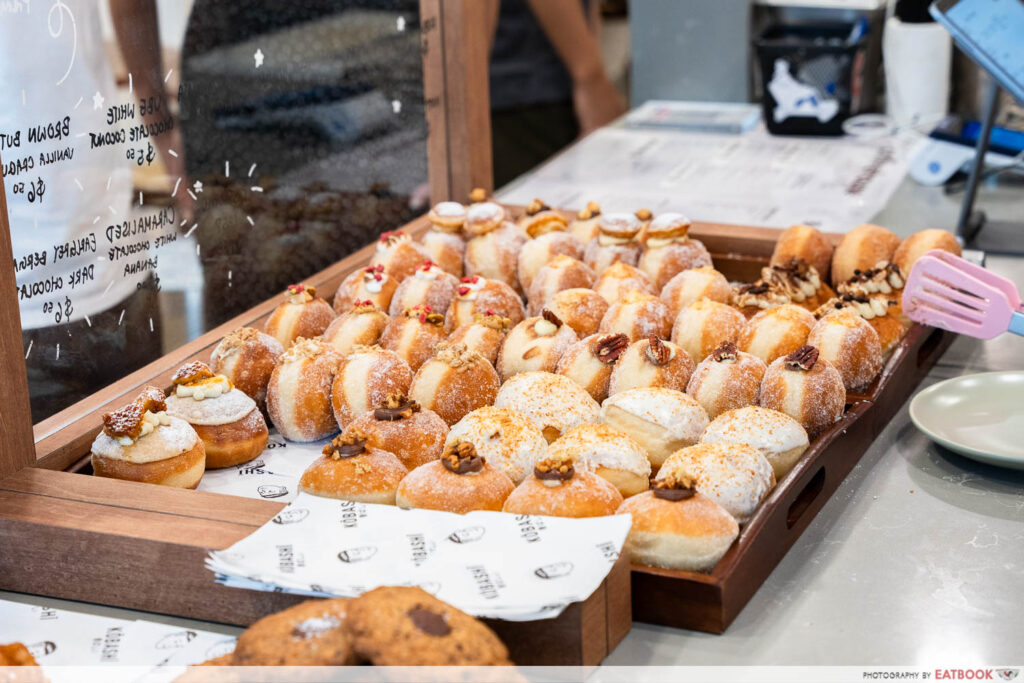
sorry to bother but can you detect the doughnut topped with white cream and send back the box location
[657,442,775,523]
[334,265,398,314]
[387,261,459,317]
[265,284,336,349]
[584,212,643,273]
[370,230,430,282]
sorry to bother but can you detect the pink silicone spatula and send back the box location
[902,249,1024,339]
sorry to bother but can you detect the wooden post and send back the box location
[0,153,37,478]
[421,0,494,203]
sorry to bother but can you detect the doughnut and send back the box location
[836,260,905,302]
[0,643,38,667]
[760,345,846,436]
[396,440,515,513]
[423,201,467,276]
[526,255,595,315]
[893,229,961,275]
[618,473,739,571]
[165,361,268,469]
[660,266,732,318]
[494,371,601,443]
[593,262,657,304]
[758,259,835,313]
[815,294,908,356]
[369,230,430,282]
[231,598,357,665]
[298,430,408,504]
[446,311,512,365]
[583,212,643,273]
[731,281,791,318]
[330,345,413,430]
[209,326,283,413]
[321,301,390,357]
[608,335,694,396]
[599,290,673,342]
[387,261,459,317]
[517,198,569,236]
[543,287,609,338]
[334,265,398,314]
[519,232,584,296]
[502,454,623,518]
[599,387,708,470]
[379,305,448,371]
[738,303,816,364]
[268,337,344,442]
[549,423,651,498]
[806,309,883,391]
[657,442,775,523]
[496,309,579,381]
[464,204,526,291]
[344,393,448,470]
[445,276,525,331]
[638,213,712,288]
[444,406,547,483]
[671,298,746,363]
[685,341,767,419]
[91,386,206,488]
[830,224,901,287]
[555,332,627,402]
[771,224,834,280]
[569,201,604,243]
[265,284,336,348]
[701,405,809,479]
[408,343,500,426]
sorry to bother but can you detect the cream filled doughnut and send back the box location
[321,301,389,357]
[806,309,883,391]
[760,345,846,436]
[396,440,515,513]
[584,212,643,273]
[502,455,623,518]
[599,291,673,342]
[446,311,512,365]
[555,332,627,403]
[660,266,732,318]
[517,198,569,237]
[569,201,604,243]
[445,276,525,331]
[758,259,835,313]
[369,230,430,282]
[549,423,651,498]
[494,371,601,443]
[464,208,526,292]
[334,265,398,314]
[387,261,459,317]
[299,430,408,504]
[424,201,467,276]
[657,442,775,523]
[344,393,449,471]
[265,284,336,349]
[599,387,708,470]
[815,293,908,356]
[210,327,284,413]
[379,305,448,372]
[408,343,501,426]
[701,406,809,479]
[496,309,579,381]
[638,213,712,289]
[738,303,816,364]
[593,262,657,305]
[670,298,746,364]
[444,406,548,483]
[526,255,595,315]
[544,288,609,338]
[267,337,344,442]
[685,341,767,419]
[518,230,584,295]
[330,345,413,430]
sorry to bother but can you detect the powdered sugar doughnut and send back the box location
[409,344,500,426]
[599,291,673,342]
[555,333,627,403]
[446,311,512,365]
[396,441,515,513]
[671,299,746,364]
[321,302,389,357]
[760,346,846,436]
[267,337,344,442]
[502,454,623,518]
[700,406,809,479]
[549,423,651,498]
[494,371,601,443]
[657,442,775,523]
[639,237,713,290]
[445,276,526,331]
[518,232,585,295]
[445,406,547,483]
[584,212,643,273]
[334,265,398,314]
[265,285,336,349]
[599,387,708,469]
[569,202,604,243]
[660,266,732,318]
[738,304,816,364]
[496,311,578,381]
[421,229,466,277]
[344,394,449,470]
[544,288,609,338]
[526,255,595,315]
[210,327,284,412]
[608,336,694,396]
[387,261,459,317]
[464,222,527,292]
[330,346,413,430]
[369,231,430,282]
[593,262,657,305]
[685,341,767,419]
[806,309,883,391]
[379,305,448,371]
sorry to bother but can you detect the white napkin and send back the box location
[207,493,631,621]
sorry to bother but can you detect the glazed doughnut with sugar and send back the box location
[91,386,206,488]
[618,472,739,572]
[165,361,268,469]
[599,387,708,469]
[344,393,449,470]
[549,423,651,498]
[502,454,623,518]
[738,303,816,364]
[408,343,500,426]
[334,265,397,314]
[369,230,430,282]
[760,345,846,436]
[463,202,526,291]
[321,301,389,356]
[544,287,609,338]
[806,309,883,391]
[830,224,901,287]
[701,406,808,479]
[519,231,586,295]
[230,598,357,666]
[599,290,673,342]
[660,266,732,318]
[423,200,467,276]
[555,332,628,403]
[444,405,548,483]
[496,309,579,380]
[608,336,695,396]
[671,298,746,364]
[569,201,604,243]
[815,294,908,356]
[685,341,767,419]
[638,212,712,289]
[446,310,513,365]
[771,224,834,281]
[379,305,448,371]
[209,326,283,412]
[299,430,408,504]
[396,439,515,513]
[526,255,595,315]
[265,284,336,348]
[494,371,601,443]
[445,276,526,331]
[657,442,775,523]
[893,229,961,275]
[267,337,344,442]
[387,261,459,317]
[583,212,643,273]
[593,262,657,305]
[330,345,413,430]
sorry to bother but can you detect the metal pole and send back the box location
[955,80,1000,243]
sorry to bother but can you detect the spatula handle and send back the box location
[1010,311,1024,337]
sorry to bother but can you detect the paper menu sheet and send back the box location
[498,124,925,234]
[207,493,631,622]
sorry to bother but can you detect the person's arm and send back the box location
[524,0,626,134]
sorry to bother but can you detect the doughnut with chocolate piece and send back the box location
[807,309,883,391]
[344,393,448,470]
[299,429,408,504]
[396,439,515,513]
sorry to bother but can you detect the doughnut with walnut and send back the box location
[321,301,389,356]
[330,345,413,430]
[738,303,816,364]
[395,440,515,513]
[333,265,397,314]
[343,393,448,470]
[369,230,430,283]
[502,454,623,518]
[549,423,651,498]
[806,309,883,391]
[264,284,336,349]
[608,336,694,395]
[599,291,673,342]
[496,309,578,381]
[209,327,283,413]
[760,345,846,437]
[408,343,501,426]
[387,261,459,317]
[446,311,512,365]
[555,332,627,402]
[526,255,595,315]
[444,406,548,483]
[685,341,767,419]
[771,224,834,281]
[379,305,448,372]
[543,288,609,338]
[298,430,408,504]
[267,337,344,442]
[671,298,747,364]
[593,262,657,305]
[445,276,525,331]
[660,266,732,318]
[494,371,601,443]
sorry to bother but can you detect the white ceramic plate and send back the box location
[909,371,1024,470]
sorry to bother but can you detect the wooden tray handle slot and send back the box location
[786,466,825,529]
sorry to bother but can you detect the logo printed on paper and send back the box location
[515,515,546,543]
[467,565,502,600]
[27,641,56,659]
[339,500,367,528]
[273,508,310,525]
[237,459,266,475]
[534,562,574,579]
[155,631,197,649]
[277,544,297,573]
[33,607,58,621]
[407,534,436,566]
[596,541,619,562]
[447,526,486,544]
[99,626,124,663]
[257,484,288,499]
[337,545,378,563]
